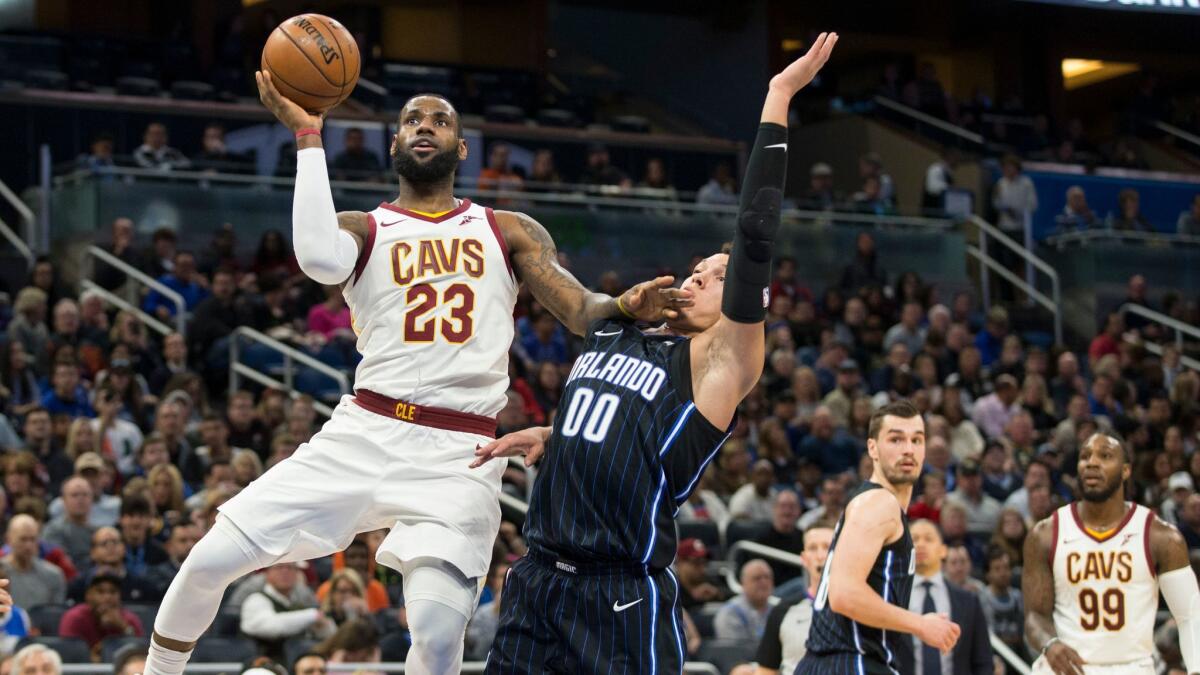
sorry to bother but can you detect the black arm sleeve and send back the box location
[722,122,788,323]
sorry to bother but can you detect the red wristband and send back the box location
[295,128,321,139]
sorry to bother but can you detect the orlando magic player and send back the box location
[797,399,960,674]
[471,33,839,674]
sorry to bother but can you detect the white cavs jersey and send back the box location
[1050,502,1158,666]
[345,199,518,417]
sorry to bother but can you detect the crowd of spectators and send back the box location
[0,205,1195,673]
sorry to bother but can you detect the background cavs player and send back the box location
[143,73,687,675]
[1024,433,1200,675]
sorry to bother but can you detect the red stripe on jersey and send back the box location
[378,198,473,223]
[485,207,515,282]
[1049,510,1058,566]
[353,213,378,284]
[1143,509,1156,577]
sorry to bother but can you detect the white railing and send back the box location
[1119,303,1200,372]
[497,490,529,517]
[966,215,1062,345]
[79,280,174,336]
[228,325,351,418]
[1154,119,1200,153]
[54,166,955,230]
[1045,229,1200,249]
[724,539,808,595]
[872,95,986,146]
[0,177,35,268]
[85,245,187,336]
[725,539,1031,673]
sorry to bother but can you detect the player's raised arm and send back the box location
[255,71,367,285]
[1023,518,1086,675]
[1151,515,1200,674]
[495,210,692,335]
[690,33,836,428]
[823,489,960,654]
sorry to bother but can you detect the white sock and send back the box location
[144,638,193,675]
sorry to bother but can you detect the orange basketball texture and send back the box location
[261,14,360,114]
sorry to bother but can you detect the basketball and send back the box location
[260,13,360,114]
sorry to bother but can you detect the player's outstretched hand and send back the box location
[620,276,694,323]
[916,612,961,655]
[1043,640,1086,675]
[769,31,838,96]
[256,70,325,133]
[471,426,550,468]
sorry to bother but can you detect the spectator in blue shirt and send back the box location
[142,251,210,321]
[974,306,1008,367]
[519,311,568,365]
[798,406,862,476]
[40,362,94,419]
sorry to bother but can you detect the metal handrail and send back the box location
[1118,303,1200,372]
[507,456,536,502]
[86,245,187,335]
[79,280,174,336]
[724,540,808,595]
[0,178,35,268]
[967,215,1062,345]
[498,490,529,516]
[54,166,955,230]
[228,325,351,418]
[1154,119,1200,152]
[1046,229,1200,249]
[872,95,985,145]
[990,636,1032,674]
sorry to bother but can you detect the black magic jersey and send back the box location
[523,318,732,570]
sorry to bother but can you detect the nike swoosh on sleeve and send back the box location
[764,143,788,150]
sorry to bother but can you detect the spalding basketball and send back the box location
[261,14,360,114]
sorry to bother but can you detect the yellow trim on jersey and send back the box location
[1084,525,1116,540]
[409,209,452,217]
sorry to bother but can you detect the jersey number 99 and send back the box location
[1078,588,1124,631]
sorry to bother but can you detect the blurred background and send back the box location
[0,0,1196,673]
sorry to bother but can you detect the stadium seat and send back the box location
[27,604,67,636]
[24,69,69,90]
[537,108,579,128]
[17,636,91,663]
[678,519,721,558]
[691,602,722,639]
[379,630,411,662]
[192,637,256,663]
[724,519,770,552]
[115,76,161,97]
[612,115,651,133]
[283,637,317,668]
[125,603,158,634]
[695,638,756,674]
[484,104,526,124]
[207,607,242,637]
[100,636,148,663]
[170,80,215,101]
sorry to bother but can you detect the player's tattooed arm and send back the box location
[336,211,368,248]
[1024,518,1086,675]
[497,210,690,335]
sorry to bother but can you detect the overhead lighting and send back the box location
[782,38,805,52]
[1062,58,1140,90]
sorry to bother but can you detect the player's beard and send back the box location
[1080,474,1123,502]
[393,145,460,185]
[881,464,918,486]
